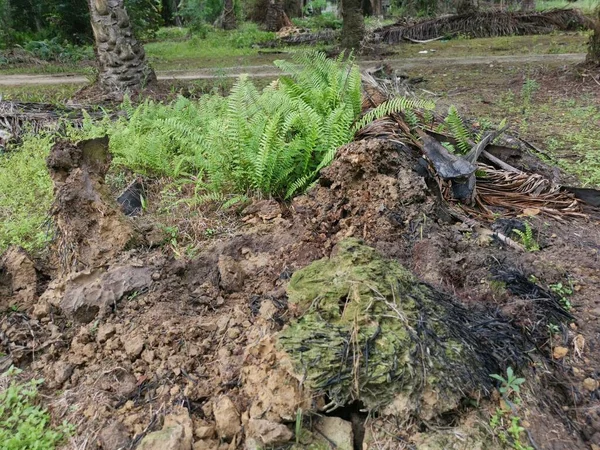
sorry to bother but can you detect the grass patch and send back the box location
[0,84,83,103]
[389,32,589,59]
[536,0,598,13]
[0,135,54,253]
[0,367,73,449]
[542,100,600,187]
[145,22,285,71]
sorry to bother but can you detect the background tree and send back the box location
[87,0,156,92]
[588,6,600,65]
[520,0,535,11]
[223,0,237,29]
[161,0,182,26]
[340,0,365,50]
[265,0,293,31]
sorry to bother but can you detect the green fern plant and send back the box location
[70,51,362,203]
[513,222,540,252]
[352,96,435,134]
[445,105,472,153]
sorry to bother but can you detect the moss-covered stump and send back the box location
[279,239,531,419]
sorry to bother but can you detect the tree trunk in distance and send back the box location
[265,0,293,31]
[587,7,600,65]
[222,0,237,30]
[341,0,365,51]
[87,0,156,92]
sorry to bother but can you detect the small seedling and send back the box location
[549,282,573,311]
[295,408,302,444]
[489,368,532,450]
[490,366,526,399]
[547,323,560,335]
[513,222,540,252]
[140,194,148,211]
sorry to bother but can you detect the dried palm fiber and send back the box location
[444,165,586,221]
[374,8,592,44]
[361,70,417,111]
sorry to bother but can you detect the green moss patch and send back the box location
[279,239,532,418]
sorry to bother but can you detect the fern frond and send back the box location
[445,106,472,153]
[352,96,435,133]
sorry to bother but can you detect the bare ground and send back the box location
[2,130,600,449]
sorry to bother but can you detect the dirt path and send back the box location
[0,53,586,86]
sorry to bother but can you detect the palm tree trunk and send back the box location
[222,0,237,30]
[340,0,365,51]
[265,0,292,31]
[87,0,156,92]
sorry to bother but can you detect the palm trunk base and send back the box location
[89,0,155,93]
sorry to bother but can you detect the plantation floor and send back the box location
[2,43,600,449]
[3,137,600,450]
[407,59,600,187]
[0,52,587,88]
[0,30,589,77]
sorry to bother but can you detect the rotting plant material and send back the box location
[279,238,532,417]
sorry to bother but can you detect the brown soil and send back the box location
[2,132,600,450]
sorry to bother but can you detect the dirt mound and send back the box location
[2,137,600,449]
[0,247,38,311]
[280,239,531,418]
[47,136,137,273]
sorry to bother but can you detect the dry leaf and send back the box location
[522,208,540,216]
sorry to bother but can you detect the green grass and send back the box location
[0,367,73,450]
[0,134,54,253]
[141,22,284,70]
[496,90,600,187]
[542,100,600,187]
[389,32,590,59]
[0,84,82,103]
[536,0,598,13]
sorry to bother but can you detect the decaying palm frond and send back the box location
[0,101,105,148]
[373,8,592,44]
[454,166,586,221]
[355,76,587,221]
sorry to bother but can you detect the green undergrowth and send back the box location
[0,367,73,449]
[0,134,54,253]
[143,22,282,70]
[0,84,83,103]
[497,91,600,187]
[70,51,363,203]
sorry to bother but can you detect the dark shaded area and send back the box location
[117,179,145,216]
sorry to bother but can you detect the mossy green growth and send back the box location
[0,134,54,253]
[280,239,477,414]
